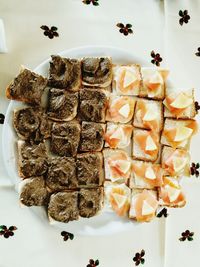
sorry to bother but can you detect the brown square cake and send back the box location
[6,68,47,105]
[47,88,78,121]
[48,55,81,91]
[80,121,105,152]
[79,187,104,218]
[76,152,104,187]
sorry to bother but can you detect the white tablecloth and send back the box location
[0,1,200,266]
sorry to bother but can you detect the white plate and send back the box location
[2,45,156,236]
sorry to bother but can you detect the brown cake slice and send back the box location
[47,88,78,121]
[81,57,112,87]
[50,121,81,157]
[13,107,51,143]
[80,121,105,152]
[48,191,79,222]
[79,188,104,218]
[6,68,47,105]
[19,176,49,206]
[76,152,104,187]
[46,157,77,191]
[48,55,81,91]
[79,88,108,122]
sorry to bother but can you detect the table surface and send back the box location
[0,1,200,267]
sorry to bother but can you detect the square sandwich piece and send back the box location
[161,146,190,176]
[6,68,47,105]
[81,57,112,87]
[103,149,131,183]
[47,88,78,121]
[139,68,169,100]
[112,64,142,96]
[80,121,105,152]
[130,160,163,189]
[104,181,131,217]
[17,141,48,179]
[163,89,196,119]
[158,176,186,207]
[104,123,133,149]
[79,88,108,122]
[161,118,198,149]
[46,157,77,192]
[48,55,81,91]
[76,152,104,187]
[106,95,136,123]
[133,98,163,132]
[129,189,158,222]
[48,191,79,223]
[132,128,160,162]
[50,121,81,157]
[19,176,49,206]
[79,188,104,218]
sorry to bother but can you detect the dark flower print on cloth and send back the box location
[157,208,168,218]
[61,231,74,241]
[0,113,5,124]
[151,51,162,66]
[195,47,200,57]
[179,10,190,26]
[0,225,17,239]
[195,101,200,113]
[116,23,133,36]
[40,25,59,39]
[179,230,194,241]
[87,259,99,267]
[83,0,99,6]
[190,162,199,177]
[133,250,145,266]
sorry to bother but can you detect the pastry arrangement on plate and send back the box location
[5,55,198,223]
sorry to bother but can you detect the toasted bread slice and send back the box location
[81,57,112,87]
[161,118,198,149]
[139,68,169,100]
[133,98,163,132]
[132,128,160,162]
[112,64,142,96]
[129,160,163,189]
[163,88,196,119]
[6,68,47,105]
[161,146,190,176]
[129,189,158,221]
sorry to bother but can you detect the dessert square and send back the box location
[47,88,78,121]
[104,123,133,149]
[80,121,105,152]
[103,149,131,183]
[19,176,49,206]
[48,191,79,223]
[133,98,163,132]
[50,121,81,157]
[139,68,169,100]
[132,128,160,162]
[76,152,104,187]
[79,88,108,122]
[129,189,158,222]
[130,160,163,189]
[161,118,197,149]
[112,64,141,96]
[48,55,81,91]
[163,88,196,119]
[46,157,77,191]
[161,146,190,176]
[106,95,136,123]
[79,188,104,218]
[6,68,47,105]
[81,57,112,87]
[158,176,186,207]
